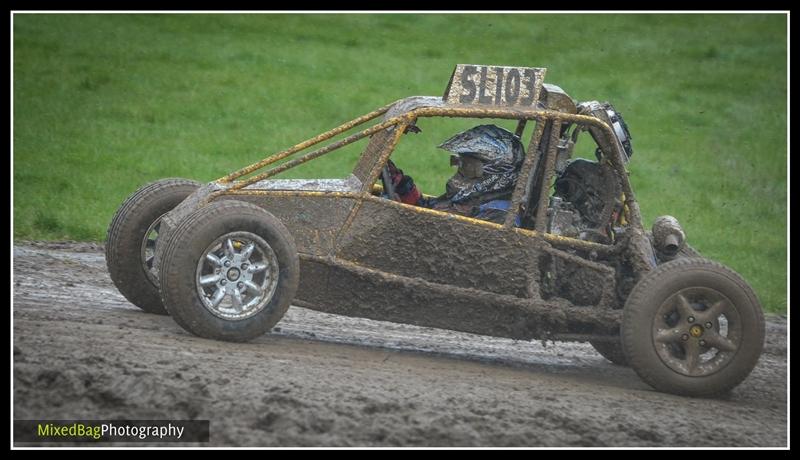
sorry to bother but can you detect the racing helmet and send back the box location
[437,125,525,204]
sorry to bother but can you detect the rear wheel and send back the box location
[106,178,200,314]
[159,200,299,342]
[622,258,764,396]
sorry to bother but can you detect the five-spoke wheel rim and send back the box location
[195,232,279,321]
[652,287,742,377]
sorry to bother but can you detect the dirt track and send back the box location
[12,242,788,447]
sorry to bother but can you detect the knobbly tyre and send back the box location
[106,64,764,397]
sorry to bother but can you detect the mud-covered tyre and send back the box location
[158,200,299,342]
[590,339,628,366]
[622,258,764,397]
[106,178,200,314]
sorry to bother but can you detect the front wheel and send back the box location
[158,200,299,342]
[622,258,764,397]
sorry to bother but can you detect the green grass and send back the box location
[13,13,787,312]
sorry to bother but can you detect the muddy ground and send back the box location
[12,242,788,447]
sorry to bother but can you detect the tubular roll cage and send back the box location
[212,99,644,255]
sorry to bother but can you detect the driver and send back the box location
[427,124,525,223]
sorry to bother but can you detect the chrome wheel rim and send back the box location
[652,287,742,377]
[195,232,279,321]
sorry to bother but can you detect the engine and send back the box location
[548,158,622,244]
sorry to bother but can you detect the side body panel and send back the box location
[324,197,619,340]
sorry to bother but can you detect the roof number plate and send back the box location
[444,64,547,108]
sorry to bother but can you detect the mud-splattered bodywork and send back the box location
[154,83,659,343]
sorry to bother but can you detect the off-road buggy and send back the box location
[106,65,764,397]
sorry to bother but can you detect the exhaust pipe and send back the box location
[652,216,685,257]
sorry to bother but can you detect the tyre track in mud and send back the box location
[12,242,787,447]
